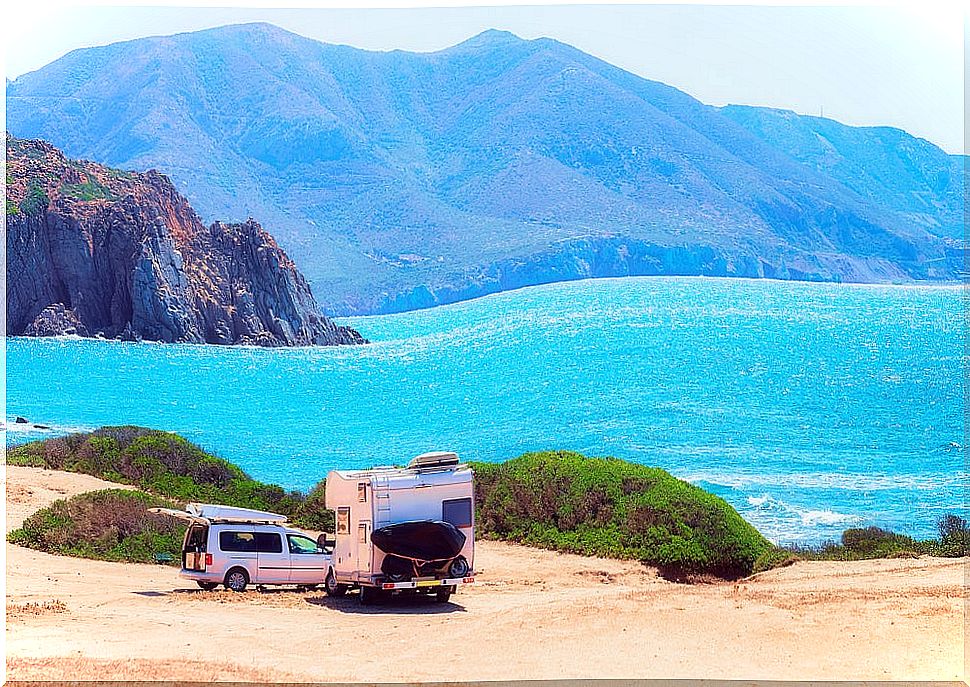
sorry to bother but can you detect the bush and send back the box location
[752,547,800,573]
[7,427,316,525]
[20,182,49,216]
[937,514,969,556]
[471,450,771,579]
[8,490,185,564]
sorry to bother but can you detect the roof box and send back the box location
[408,451,460,470]
[187,503,288,524]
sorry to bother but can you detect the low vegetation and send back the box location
[9,429,966,577]
[783,518,969,561]
[19,182,50,216]
[8,489,184,564]
[7,426,332,531]
[471,450,772,579]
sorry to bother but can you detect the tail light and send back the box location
[205,553,213,567]
[463,576,475,583]
[382,583,396,590]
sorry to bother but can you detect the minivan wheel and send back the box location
[224,567,249,592]
[196,581,218,591]
[435,585,455,603]
[324,570,348,597]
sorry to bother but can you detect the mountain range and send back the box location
[6,23,965,314]
[6,134,365,346]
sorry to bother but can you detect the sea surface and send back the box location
[5,277,965,544]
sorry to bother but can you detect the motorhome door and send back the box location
[357,521,372,577]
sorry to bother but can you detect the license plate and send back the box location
[416,580,439,587]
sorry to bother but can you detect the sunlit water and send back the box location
[5,277,965,543]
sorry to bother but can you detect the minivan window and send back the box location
[256,532,283,553]
[219,531,256,552]
[442,498,473,528]
[287,534,319,554]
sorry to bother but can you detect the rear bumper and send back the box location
[179,569,221,582]
[377,575,475,590]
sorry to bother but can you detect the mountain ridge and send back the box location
[7,23,963,314]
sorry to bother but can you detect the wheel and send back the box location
[435,585,455,603]
[448,555,469,578]
[196,581,218,591]
[324,570,348,597]
[224,567,249,593]
[359,585,383,605]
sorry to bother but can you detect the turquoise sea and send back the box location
[5,277,965,544]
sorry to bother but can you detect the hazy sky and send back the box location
[3,2,965,153]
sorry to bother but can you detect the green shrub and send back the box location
[471,450,771,579]
[936,514,969,557]
[6,199,19,216]
[752,547,800,573]
[20,183,49,216]
[8,490,185,564]
[7,427,326,530]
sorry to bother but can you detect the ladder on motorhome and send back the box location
[373,475,392,523]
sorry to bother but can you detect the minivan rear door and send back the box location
[183,523,209,571]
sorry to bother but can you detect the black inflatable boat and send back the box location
[371,520,466,562]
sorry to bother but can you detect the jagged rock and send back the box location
[5,135,366,347]
[24,304,90,337]
[15,417,28,424]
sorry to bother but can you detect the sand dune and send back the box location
[4,465,965,682]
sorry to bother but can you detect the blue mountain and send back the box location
[7,23,964,314]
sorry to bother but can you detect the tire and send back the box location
[224,567,249,593]
[435,585,455,603]
[359,585,383,606]
[196,581,218,591]
[448,555,469,578]
[324,570,348,597]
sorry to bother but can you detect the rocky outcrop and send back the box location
[5,135,365,346]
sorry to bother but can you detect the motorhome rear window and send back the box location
[219,531,256,552]
[255,532,283,553]
[442,498,473,528]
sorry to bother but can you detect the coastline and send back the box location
[5,465,965,682]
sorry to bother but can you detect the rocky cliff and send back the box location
[5,135,365,346]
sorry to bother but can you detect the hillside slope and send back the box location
[5,135,365,346]
[7,23,962,313]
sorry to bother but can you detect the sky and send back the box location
[2,1,966,153]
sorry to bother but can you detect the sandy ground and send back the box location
[4,465,967,682]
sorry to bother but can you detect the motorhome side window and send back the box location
[219,531,256,552]
[336,507,350,535]
[442,498,473,528]
[357,482,367,502]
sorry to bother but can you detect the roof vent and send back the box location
[408,451,460,470]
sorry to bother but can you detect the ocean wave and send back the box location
[686,470,967,492]
[3,419,94,437]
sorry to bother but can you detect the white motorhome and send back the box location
[150,503,332,592]
[323,451,475,604]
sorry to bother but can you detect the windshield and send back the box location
[287,534,320,554]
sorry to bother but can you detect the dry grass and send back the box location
[6,656,299,682]
[6,600,68,619]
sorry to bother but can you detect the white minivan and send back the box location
[150,503,332,592]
